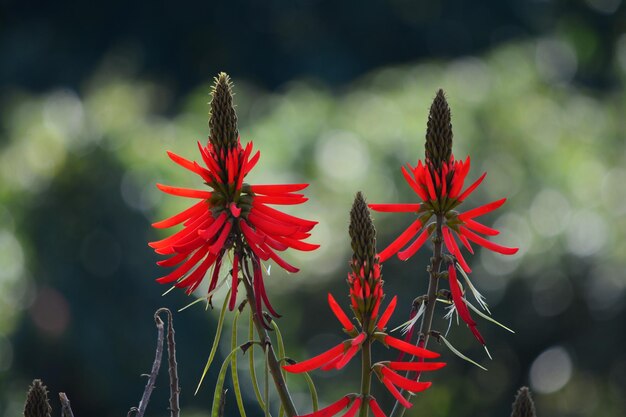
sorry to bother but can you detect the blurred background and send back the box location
[1,1,626,416]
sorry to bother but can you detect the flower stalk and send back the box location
[359,338,372,417]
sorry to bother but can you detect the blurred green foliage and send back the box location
[1,39,625,417]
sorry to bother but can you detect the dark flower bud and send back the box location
[209,72,239,152]
[510,386,537,417]
[24,379,52,417]
[425,89,453,169]
[349,192,377,268]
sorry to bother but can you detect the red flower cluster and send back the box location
[283,193,445,417]
[370,155,518,268]
[151,74,318,325]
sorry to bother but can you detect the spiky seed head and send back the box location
[209,72,239,152]
[425,89,453,169]
[510,386,537,417]
[24,379,52,417]
[349,192,377,268]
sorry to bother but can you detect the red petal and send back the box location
[209,220,233,254]
[381,367,432,393]
[149,211,210,249]
[334,343,360,370]
[387,361,446,372]
[458,198,507,221]
[340,398,361,417]
[248,211,299,237]
[328,293,355,331]
[384,335,440,359]
[381,377,412,409]
[464,218,499,236]
[253,203,317,230]
[250,184,309,194]
[244,150,261,175]
[397,228,431,261]
[167,151,211,181]
[152,201,208,229]
[448,264,476,327]
[228,254,239,311]
[423,170,437,201]
[263,245,299,273]
[298,396,351,417]
[273,235,320,252]
[156,245,210,284]
[282,343,345,373]
[253,195,307,205]
[376,296,397,330]
[460,227,518,255]
[368,204,421,212]
[402,166,428,201]
[156,184,212,199]
[257,264,281,318]
[456,172,486,202]
[379,218,423,263]
[175,252,217,293]
[368,398,387,417]
[157,252,188,267]
[198,212,228,242]
[443,227,471,273]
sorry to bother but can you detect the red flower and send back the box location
[151,138,318,322]
[370,155,518,269]
[447,263,485,345]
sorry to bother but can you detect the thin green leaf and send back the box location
[231,311,247,417]
[466,301,515,333]
[211,347,239,417]
[270,321,286,417]
[439,334,487,371]
[248,311,269,414]
[195,289,231,395]
[264,349,270,417]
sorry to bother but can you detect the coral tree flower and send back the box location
[369,90,518,270]
[150,73,318,325]
[284,193,444,416]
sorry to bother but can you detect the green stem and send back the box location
[359,339,372,417]
[241,263,298,417]
[389,214,444,417]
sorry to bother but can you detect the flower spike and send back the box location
[151,73,318,320]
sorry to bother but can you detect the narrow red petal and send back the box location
[381,377,412,409]
[198,212,228,242]
[384,335,440,359]
[152,201,207,229]
[248,211,299,237]
[298,396,351,417]
[340,398,361,417]
[458,198,507,221]
[387,361,446,372]
[376,296,397,330]
[228,254,239,311]
[175,252,217,292]
[379,218,423,263]
[334,343,360,370]
[464,218,499,236]
[402,166,429,201]
[456,172,487,202]
[208,220,233,254]
[273,235,320,252]
[253,203,317,230]
[381,367,432,393]
[448,264,476,327]
[257,266,281,318]
[368,204,421,213]
[253,195,307,205]
[263,244,299,273]
[368,398,387,417]
[460,227,518,255]
[156,245,210,284]
[424,170,437,201]
[328,293,355,331]
[443,227,471,273]
[156,184,212,199]
[282,343,345,373]
[166,151,211,181]
[244,150,261,175]
[397,228,431,261]
[250,184,309,194]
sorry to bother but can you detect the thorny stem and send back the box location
[241,258,298,417]
[389,214,444,417]
[156,308,181,417]
[359,339,373,417]
[132,312,165,417]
